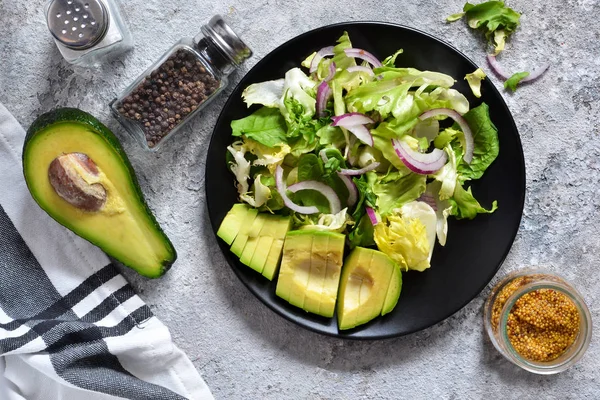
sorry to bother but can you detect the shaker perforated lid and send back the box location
[199,16,252,66]
[46,0,109,50]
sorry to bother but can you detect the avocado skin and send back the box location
[23,108,177,278]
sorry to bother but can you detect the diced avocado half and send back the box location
[275,230,345,318]
[218,204,290,280]
[337,247,402,330]
[22,108,176,278]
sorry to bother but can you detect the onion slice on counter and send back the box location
[316,81,332,118]
[487,54,549,84]
[366,206,379,226]
[521,63,550,83]
[486,54,510,80]
[287,180,342,214]
[319,149,379,175]
[391,138,448,175]
[419,108,474,164]
[275,165,320,214]
[310,46,335,73]
[336,173,358,207]
[347,65,375,76]
[324,62,337,82]
[344,48,383,68]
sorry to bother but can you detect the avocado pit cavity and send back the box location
[48,153,107,212]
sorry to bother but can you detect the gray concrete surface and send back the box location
[1,0,599,398]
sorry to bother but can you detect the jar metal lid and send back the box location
[200,15,252,66]
[46,0,109,50]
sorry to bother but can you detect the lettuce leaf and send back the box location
[504,71,530,92]
[449,182,498,219]
[465,68,486,98]
[231,107,287,148]
[369,170,426,216]
[462,1,521,54]
[456,102,499,181]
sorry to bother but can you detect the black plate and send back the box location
[206,22,525,339]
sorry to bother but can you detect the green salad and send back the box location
[225,32,499,273]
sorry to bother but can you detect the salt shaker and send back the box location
[110,15,252,151]
[45,0,132,67]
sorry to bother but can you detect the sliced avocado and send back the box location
[337,247,373,330]
[239,214,268,266]
[262,217,291,280]
[278,231,314,308]
[217,203,250,245]
[230,208,259,257]
[381,256,402,316]
[318,232,345,318]
[22,108,176,278]
[337,247,396,330]
[249,214,288,274]
[302,232,330,315]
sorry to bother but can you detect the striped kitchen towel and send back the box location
[0,103,213,400]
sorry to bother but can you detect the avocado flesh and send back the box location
[317,232,345,318]
[302,232,329,315]
[337,247,395,330]
[278,231,314,308]
[23,111,176,278]
[217,203,250,245]
[381,257,402,316]
[230,208,259,257]
[262,217,291,281]
[239,214,268,266]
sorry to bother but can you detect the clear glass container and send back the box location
[109,15,252,151]
[483,268,592,374]
[45,0,132,67]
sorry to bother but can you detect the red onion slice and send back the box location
[310,46,335,73]
[366,206,379,226]
[344,48,383,68]
[419,108,474,164]
[347,65,375,76]
[287,180,342,214]
[336,173,358,207]
[487,54,549,83]
[316,81,332,118]
[346,124,374,147]
[418,193,437,211]
[486,55,510,80]
[521,64,550,83]
[275,166,319,214]
[339,162,379,176]
[391,138,448,175]
[331,112,375,127]
[324,62,337,82]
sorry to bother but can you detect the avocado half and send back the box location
[23,108,176,278]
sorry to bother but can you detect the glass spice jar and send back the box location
[109,15,252,151]
[483,268,592,374]
[45,0,133,67]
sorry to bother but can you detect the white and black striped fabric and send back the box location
[0,103,213,400]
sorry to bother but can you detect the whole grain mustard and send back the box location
[491,276,581,362]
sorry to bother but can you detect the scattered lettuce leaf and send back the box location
[231,107,287,148]
[425,181,452,246]
[434,127,461,149]
[369,170,426,216]
[279,68,318,120]
[504,71,530,92]
[227,143,251,195]
[465,68,487,98]
[298,208,353,233]
[240,174,271,208]
[447,12,465,22]
[462,1,521,54]
[432,145,458,200]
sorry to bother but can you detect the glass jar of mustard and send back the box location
[483,268,592,374]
